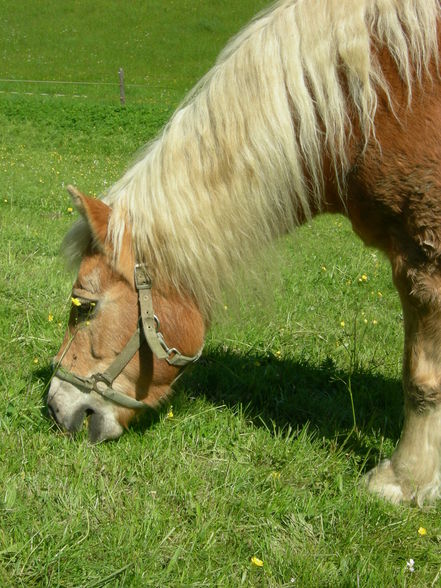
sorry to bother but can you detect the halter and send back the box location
[54,264,203,411]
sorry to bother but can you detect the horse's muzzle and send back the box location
[47,376,124,442]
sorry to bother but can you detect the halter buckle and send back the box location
[134,264,152,290]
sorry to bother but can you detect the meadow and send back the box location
[1,1,440,586]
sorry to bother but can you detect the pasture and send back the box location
[1,0,440,586]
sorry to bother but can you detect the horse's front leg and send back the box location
[366,265,441,504]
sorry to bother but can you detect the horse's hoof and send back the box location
[363,460,405,504]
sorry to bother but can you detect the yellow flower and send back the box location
[340,320,345,327]
[364,318,368,324]
[71,297,81,307]
[33,358,39,364]
[166,407,174,419]
[271,471,281,479]
[321,265,327,271]
[378,291,383,298]
[361,274,368,281]
[372,319,378,325]
[48,314,54,322]
[67,207,73,213]
[251,556,264,567]
[418,527,427,536]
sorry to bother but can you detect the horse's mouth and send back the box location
[47,377,123,442]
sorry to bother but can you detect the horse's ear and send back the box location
[67,185,110,246]
[67,185,135,286]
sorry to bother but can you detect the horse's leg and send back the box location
[365,260,441,503]
[348,175,441,503]
[337,48,441,503]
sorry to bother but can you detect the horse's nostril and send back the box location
[47,404,59,423]
[85,408,94,416]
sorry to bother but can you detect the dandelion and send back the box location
[321,265,327,271]
[364,318,368,324]
[378,291,383,298]
[166,406,174,419]
[271,471,281,479]
[372,319,378,325]
[33,358,39,364]
[4,199,7,203]
[340,320,345,327]
[275,350,282,357]
[224,305,228,310]
[358,274,368,283]
[71,297,81,307]
[418,527,427,536]
[251,556,264,567]
[406,559,415,573]
[67,207,73,213]
[48,313,54,322]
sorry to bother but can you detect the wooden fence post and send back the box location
[119,68,126,106]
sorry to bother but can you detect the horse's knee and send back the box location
[393,263,441,409]
[404,373,441,411]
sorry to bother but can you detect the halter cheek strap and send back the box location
[134,264,202,367]
[54,264,203,410]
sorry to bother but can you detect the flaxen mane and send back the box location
[78,0,439,316]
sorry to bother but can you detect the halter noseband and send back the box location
[54,263,203,411]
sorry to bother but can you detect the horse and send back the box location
[48,0,441,505]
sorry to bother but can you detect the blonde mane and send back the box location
[102,0,439,317]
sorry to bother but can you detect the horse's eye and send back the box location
[71,296,97,321]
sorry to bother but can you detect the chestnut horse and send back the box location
[48,0,441,504]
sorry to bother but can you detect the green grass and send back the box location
[1,1,441,586]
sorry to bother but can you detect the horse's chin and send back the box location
[47,377,124,443]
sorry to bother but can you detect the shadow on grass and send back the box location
[35,348,403,468]
[169,348,403,469]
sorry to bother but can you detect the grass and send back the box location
[1,1,441,586]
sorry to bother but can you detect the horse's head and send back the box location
[47,187,205,442]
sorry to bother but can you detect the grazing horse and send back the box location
[48,0,441,504]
